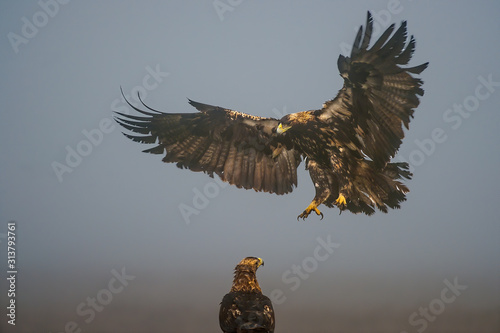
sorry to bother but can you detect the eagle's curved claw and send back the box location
[297,202,323,220]
[298,210,311,221]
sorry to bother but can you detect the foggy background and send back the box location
[1,1,499,332]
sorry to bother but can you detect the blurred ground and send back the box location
[2,270,498,333]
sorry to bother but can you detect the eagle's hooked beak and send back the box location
[277,123,291,134]
[258,258,264,267]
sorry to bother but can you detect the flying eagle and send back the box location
[115,12,428,220]
[219,257,275,333]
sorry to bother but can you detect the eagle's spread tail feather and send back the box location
[340,161,412,215]
[305,158,411,216]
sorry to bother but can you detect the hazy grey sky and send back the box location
[1,1,499,332]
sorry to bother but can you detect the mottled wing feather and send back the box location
[219,292,275,333]
[115,99,301,195]
[320,12,428,166]
[219,293,238,333]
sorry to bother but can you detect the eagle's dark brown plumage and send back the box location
[219,257,275,333]
[115,12,428,219]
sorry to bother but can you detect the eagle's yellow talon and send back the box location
[297,201,323,220]
[335,194,347,206]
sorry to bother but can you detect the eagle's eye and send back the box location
[277,123,291,134]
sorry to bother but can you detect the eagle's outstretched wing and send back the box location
[114,98,301,194]
[319,12,428,166]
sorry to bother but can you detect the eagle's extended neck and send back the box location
[230,265,262,293]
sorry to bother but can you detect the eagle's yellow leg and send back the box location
[335,193,347,206]
[297,200,323,221]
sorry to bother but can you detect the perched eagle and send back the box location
[115,12,428,219]
[219,257,275,333]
